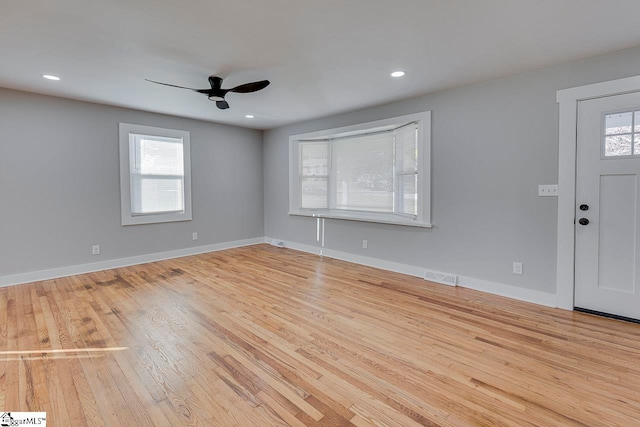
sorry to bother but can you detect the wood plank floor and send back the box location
[1,244,639,426]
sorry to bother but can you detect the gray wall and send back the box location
[264,46,640,294]
[5,44,640,292]
[0,88,264,276]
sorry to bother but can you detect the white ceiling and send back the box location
[3,1,640,130]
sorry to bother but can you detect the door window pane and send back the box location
[605,135,632,157]
[605,112,632,135]
[602,110,640,157]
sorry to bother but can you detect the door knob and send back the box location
[579,218,589,226]
[579,204,589,211]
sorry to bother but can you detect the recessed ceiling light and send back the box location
[42,74,60,81]
[245,115,255,119]
[390,71,405,78]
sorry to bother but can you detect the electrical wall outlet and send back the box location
[513,262,523,275]
[192,232,198,241]
[92,245,100,255]
[362,239,368,249]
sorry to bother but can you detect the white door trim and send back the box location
[556,75,640,310]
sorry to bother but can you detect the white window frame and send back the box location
[289,111,431,227]
[119,123,192,226]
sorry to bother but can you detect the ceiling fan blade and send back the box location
[228,80,270,93]
[145,79,207,92]
[216,100,230,110]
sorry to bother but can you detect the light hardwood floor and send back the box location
[1,244,639,426]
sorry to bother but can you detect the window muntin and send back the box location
[119,123,192,225]
[289,112,431,227]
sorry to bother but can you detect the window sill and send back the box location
[122,211,192,226]
[289,210,432,228]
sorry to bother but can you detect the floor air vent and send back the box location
[270,239,286,248]
[424,270,457,286]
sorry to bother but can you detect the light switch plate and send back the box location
[538,184,558,196]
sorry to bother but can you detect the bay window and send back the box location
[289,111,431,227]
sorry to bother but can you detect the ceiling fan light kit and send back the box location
[145,74,270,110]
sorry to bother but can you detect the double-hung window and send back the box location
[119,123,192,225]
[289,111,431,227]
[299,142,329,209]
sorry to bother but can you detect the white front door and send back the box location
[575,91,640,320]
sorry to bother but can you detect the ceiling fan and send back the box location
[145,75,270,110]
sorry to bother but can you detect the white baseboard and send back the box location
[456,275,557,308]
[272,239,428,279]
[0,237,266,288]
[3,235,558,309]
[268,237,557,308]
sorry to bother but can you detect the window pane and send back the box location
[605,112,632,135]
[301,142,328,176]
[396,124,417,173]
[399,174,417,216]
[605,135,632,156]
[131,176,184,214]
[131,134,186,215]
[301,177,327,209]
[635,135,640,155]
[635,111,640,133]
[334,133,394,212]
[136,137,184,175]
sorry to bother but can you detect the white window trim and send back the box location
[289,111,431,228]
[119,123,192,226]
[556,74,640,310]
